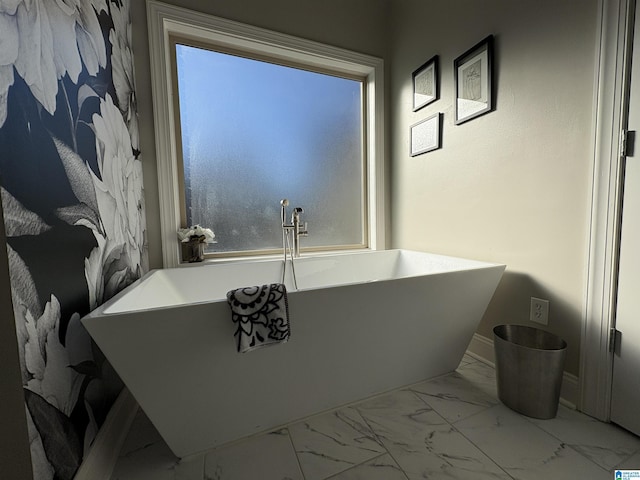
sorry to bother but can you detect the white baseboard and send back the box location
[74,388,138,480]
[467,333,496,366]
[467,333,579,409]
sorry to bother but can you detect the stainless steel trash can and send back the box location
[493,324,567,419]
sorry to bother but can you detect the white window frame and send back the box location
[147,0,386,267]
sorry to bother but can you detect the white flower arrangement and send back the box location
[177,224,216,244]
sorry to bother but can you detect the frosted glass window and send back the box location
[175,44,365,254]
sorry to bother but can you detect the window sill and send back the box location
[175,247,376,268]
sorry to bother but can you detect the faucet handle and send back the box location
[299,222,309,236]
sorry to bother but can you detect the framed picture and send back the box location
[412,55,438,111]
[454,35,494,125]
[410,112,441,156]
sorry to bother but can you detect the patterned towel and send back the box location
[226,283,290,353]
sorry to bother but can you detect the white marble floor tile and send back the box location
[386,423,513,480]
[174,458,205,480]
[528,405,640,471]
[111,444,202,480]
[325,453,408,480]
[204,429,302,480]
[111,411,203,480]
[616,450,640,469]
[354,389,448,440]
[288,407,385,480]
[455,360,498,400]
[356,390,510,480]
[410,371,499,423]
[455,404,611,480]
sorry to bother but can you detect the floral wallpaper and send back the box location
[0,1,146,478]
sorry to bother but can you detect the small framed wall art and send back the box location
[412,55,439,111]
[410,112,441,156]
[454,35,494,125]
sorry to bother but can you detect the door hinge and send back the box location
[621,130,636,157]
[610,327,621,354]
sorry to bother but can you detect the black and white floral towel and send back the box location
[226,283,290,353]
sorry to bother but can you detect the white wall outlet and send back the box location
[530,297,549,325]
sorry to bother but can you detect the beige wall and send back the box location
[131,0,391,269]
[389,0,599,375]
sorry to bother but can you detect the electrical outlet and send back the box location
[530,297,549,325]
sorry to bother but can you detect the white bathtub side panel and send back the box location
[82,265,504,457]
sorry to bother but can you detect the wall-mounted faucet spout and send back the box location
[291,207,308,258]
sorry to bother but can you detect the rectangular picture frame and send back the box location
[412,55,439,111]
[454,35,494,125]
[410,112,441,156]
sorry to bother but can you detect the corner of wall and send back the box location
[0,198,33,480]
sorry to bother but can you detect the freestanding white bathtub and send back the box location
[82,249,504,457]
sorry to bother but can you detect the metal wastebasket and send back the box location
[493,324,567,419]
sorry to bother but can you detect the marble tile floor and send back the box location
[111,354,640,480]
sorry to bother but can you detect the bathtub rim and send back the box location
[85,248,505,317]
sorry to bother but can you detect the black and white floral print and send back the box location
[0,1,145,478]
[227,284,291,353]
